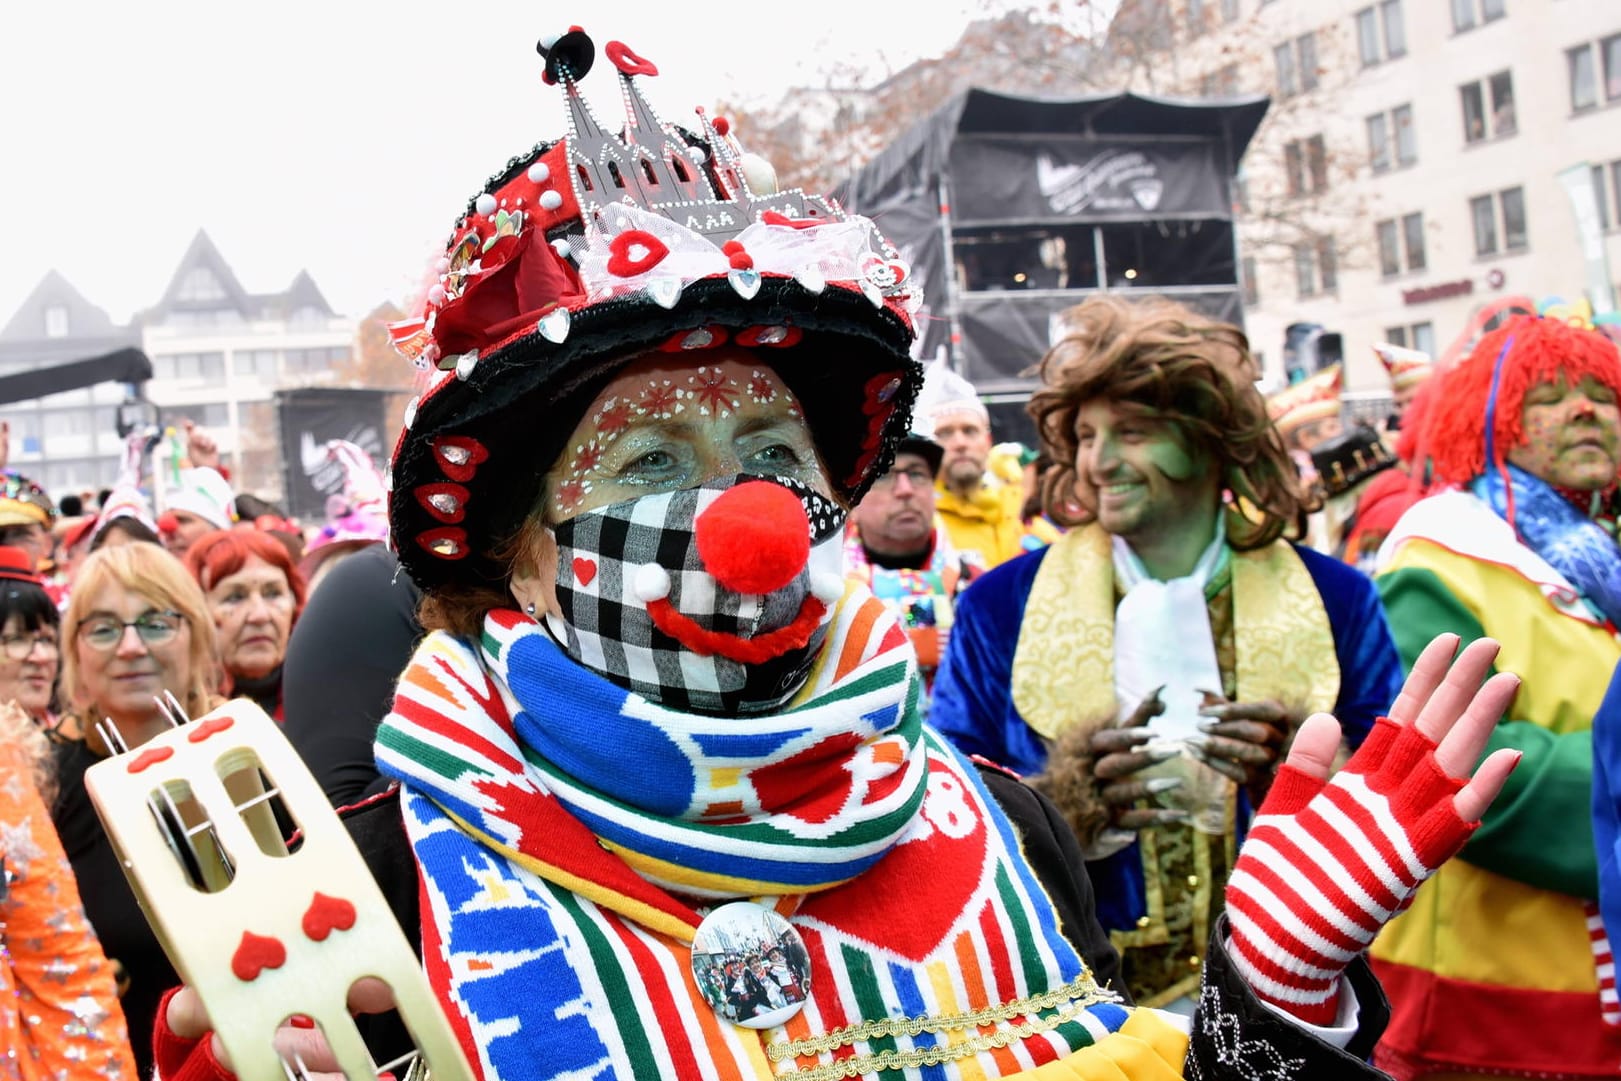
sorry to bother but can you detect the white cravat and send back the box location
[1112,517,1229,743]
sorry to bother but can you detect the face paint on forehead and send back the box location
[549,359,809,521]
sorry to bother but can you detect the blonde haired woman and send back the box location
[50,543,222,1079]
[1,702,136,1078]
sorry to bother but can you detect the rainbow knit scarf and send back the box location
[375,598,1136,1081]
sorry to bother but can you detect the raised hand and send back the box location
[1223,634,1520,1024]
[161,979,399,1081]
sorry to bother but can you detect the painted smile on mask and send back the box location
[548,474,847,715]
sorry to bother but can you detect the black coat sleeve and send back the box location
[976,762,1129,1003]
[282,544,423,806]
[1183,915,1391,1079]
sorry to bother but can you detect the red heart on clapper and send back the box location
[572,557,598,587]
[302,892,358,942]
[231,930,288,982]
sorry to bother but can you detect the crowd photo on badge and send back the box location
[11,10,1621,1081]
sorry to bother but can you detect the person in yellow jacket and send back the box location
[917,360,1027,570]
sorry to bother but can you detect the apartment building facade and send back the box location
[0,230,353,501]
[1109,0,1621,398]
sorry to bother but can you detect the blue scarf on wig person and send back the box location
[1473,463,1621,628]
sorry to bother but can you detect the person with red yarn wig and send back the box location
[1371,312,1621,1079]
[183,529,307,720]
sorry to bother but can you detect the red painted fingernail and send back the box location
[1510,751,1524,769]
[288,1014,315,1029]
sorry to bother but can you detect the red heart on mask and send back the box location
[606,230,670,277]
[301,892,357,942]
[230,930,287,982]
[572,557,598,587]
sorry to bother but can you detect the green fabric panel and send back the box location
[1465,722,1597,899]
[1377,565,1598,898]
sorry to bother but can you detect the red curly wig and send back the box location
[184,528,309,622]
[1428,315,1621,486]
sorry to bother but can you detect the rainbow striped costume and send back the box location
[375,596,1191,1080]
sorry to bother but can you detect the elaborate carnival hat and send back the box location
[387,27,923,591]
[1373,342,1433,394]
[1267,364,1343,442]
[309,440,390,549]
[0,472,55,530]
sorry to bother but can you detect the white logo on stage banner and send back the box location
[1037,150,1162,215]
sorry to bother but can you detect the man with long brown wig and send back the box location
[931,295,1404,1009]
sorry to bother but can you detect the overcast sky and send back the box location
[0,0,1054,327]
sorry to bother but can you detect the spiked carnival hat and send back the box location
[387,27,924,592]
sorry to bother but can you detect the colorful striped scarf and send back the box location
[376,596,1135,1080]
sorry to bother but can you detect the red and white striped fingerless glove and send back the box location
[1225,717,1479,1025]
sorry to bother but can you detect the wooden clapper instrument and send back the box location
[85,696,475,1081]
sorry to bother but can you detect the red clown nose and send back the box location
[695,481,809,595]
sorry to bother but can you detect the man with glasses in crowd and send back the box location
[844,433,977,706]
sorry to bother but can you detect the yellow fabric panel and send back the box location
[1371,855,1598,993]
[1009,1011,1189,1080]
[1384,538,1620,734]
[1011,526,1338,743]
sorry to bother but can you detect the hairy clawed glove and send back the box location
[1225,716,1477,1025]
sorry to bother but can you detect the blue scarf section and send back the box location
[1473,463,1621,627]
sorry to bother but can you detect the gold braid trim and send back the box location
[765,974,1119,1064]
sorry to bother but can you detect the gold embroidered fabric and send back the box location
[1009,524,1339,1004]
[1010,525,1338,742]
[768,976,1121,1081]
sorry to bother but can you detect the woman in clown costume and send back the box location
[155,27,1520,1081]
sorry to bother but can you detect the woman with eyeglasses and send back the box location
[48,543,222,1080]
[0,545,61,728]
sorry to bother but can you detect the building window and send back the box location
[1274,42,1297,97]
[1384,322,1436,356]
[1297,32,1319,91]
[1355,0,1406,66]
[1460,70,1515,143]
[1366,105,1416,173]
[1220,0,1240,21]
[43,306,68,338]
[1294,245,1316,297]
[1317,238,1338,292]
[1273,32,1319,98]
[1452,0,1504,32]
[1377,214,1424,276]
[1187,0,1206,35]
[1377,219,1401,277]
[1284,135,1329,196]
[1402,211,1426,271]
[1595,165,1612,231]
[1471,187,1527,256]
[176,267,225,303]
[1292,242,1337,298]
[1568,35,1621,112]
[1612,159,1621,225]
[1241,256,1259,306]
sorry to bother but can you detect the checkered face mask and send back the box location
[545,475,848,716]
